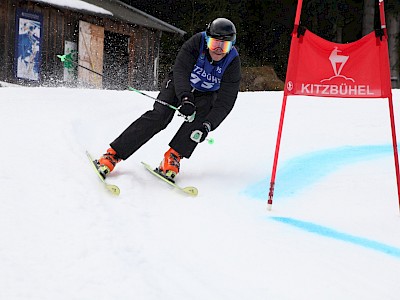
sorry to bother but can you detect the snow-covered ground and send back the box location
[1,86,399,300]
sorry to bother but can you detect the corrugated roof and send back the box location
[34,0,186,35]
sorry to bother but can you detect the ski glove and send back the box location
[178,94,196,117]
[190,121,212,143]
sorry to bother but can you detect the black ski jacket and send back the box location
[172,32,241,131]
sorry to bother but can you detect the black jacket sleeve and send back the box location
[206,55,241,130]
[172,33,202,102]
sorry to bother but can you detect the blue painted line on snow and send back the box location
[270,216,400,258]
[244,144,392,200]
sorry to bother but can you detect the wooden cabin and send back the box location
[0,0,185,90]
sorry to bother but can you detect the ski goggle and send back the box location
[206,36,233,54]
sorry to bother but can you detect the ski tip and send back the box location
[142,161,198,196]
[107,184,120,196]
[183,186,198,196]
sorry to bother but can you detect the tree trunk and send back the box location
[362,0,375,36]
[387,10,399,88]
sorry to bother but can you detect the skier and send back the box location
[96,17,241,181]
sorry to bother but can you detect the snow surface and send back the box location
[1,86,400,299]
[34,0,113,15]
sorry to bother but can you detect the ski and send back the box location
[86,151,120,196]
[141,162,198,196]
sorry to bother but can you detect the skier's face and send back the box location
[206,37,233,53]
[209,49,227,61]
[206,36,232,61]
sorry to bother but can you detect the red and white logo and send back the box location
[321,47,354,83]
[299,46,374,97]
[284,30,391,98]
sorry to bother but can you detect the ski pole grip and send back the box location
[190,130,203,143]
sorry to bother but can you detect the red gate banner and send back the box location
[268,0,400,211]
[285,30,392,98]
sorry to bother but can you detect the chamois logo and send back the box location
[321,47,355,83]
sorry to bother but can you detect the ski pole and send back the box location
[58,54,195,121]
[57,54,180,113]
[57,54,213,142]
[190,131,215,145]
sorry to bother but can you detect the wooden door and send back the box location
[78,20,104,88]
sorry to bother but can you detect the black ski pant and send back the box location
[110,80,215,160]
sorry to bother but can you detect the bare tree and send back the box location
[362,0,399,88]
[387,8,399,88]
[362,0,375,36]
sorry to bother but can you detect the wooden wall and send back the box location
[0,0,17,82]
[0,0,162,90]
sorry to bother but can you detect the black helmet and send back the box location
[206,18,236,42]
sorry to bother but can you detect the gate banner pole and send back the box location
[379,0,387,36]
[267,95,288,211]
[380,0,399,209]
[267,0,303,211]
[293,0,304,34]
[387,95,400,210]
